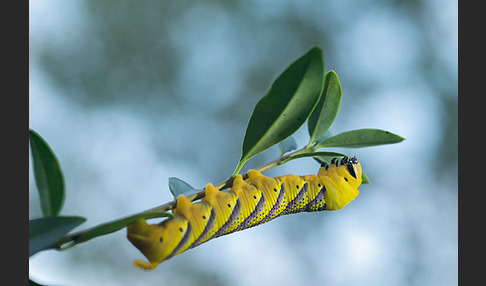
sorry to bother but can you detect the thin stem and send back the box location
[146,147,309,212]
[143,145,318,213]
[56,145,319,247]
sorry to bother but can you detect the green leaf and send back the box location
[312,153,348,166]
[29,129,65,216]
[307,70,342,145]
[361,172,371,184]
[278,136,297,157]
[235,47,325,174]
[29,279,44,286]
[316,128,405,148]
[61,210,173,249]
[168,177,199,198]
[29,216,86,256]
[291,151,347,162]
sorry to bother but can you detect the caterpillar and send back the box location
[127,156,363,270]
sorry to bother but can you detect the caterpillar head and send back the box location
[127,216,189,270]
[318,156,363,210]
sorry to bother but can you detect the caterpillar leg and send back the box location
[133,260,160,270]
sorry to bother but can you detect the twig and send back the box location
[55,146,316,248]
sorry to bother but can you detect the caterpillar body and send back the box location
[127,156,363,270]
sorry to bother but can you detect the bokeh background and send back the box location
[29,1,457,285]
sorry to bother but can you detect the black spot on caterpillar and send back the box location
[127,156,363,270]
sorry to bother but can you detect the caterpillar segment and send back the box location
[245,170,284,224]
[198,184,237,242]
[127,156,363,270]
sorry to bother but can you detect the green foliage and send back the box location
[28,129,88,259]
[231,47,403,179]
[28,129,173,255]
[29,279,44,286]
[28,47,403,269]
[29,216,86,256]
[361,172,371,184]
[316,128,404,148]
[61,211,174,250]
[307,70,342,145]
[278,136,298,157]
[29,129,65,216]
[168,177,200,199]
[235,47,325,175]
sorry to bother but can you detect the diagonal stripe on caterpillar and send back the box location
[127,156,363,270]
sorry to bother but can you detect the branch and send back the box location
[54,146,332,248]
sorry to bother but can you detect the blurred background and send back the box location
[29,0,457,285]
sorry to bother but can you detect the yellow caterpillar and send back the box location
[127,156,363,270]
